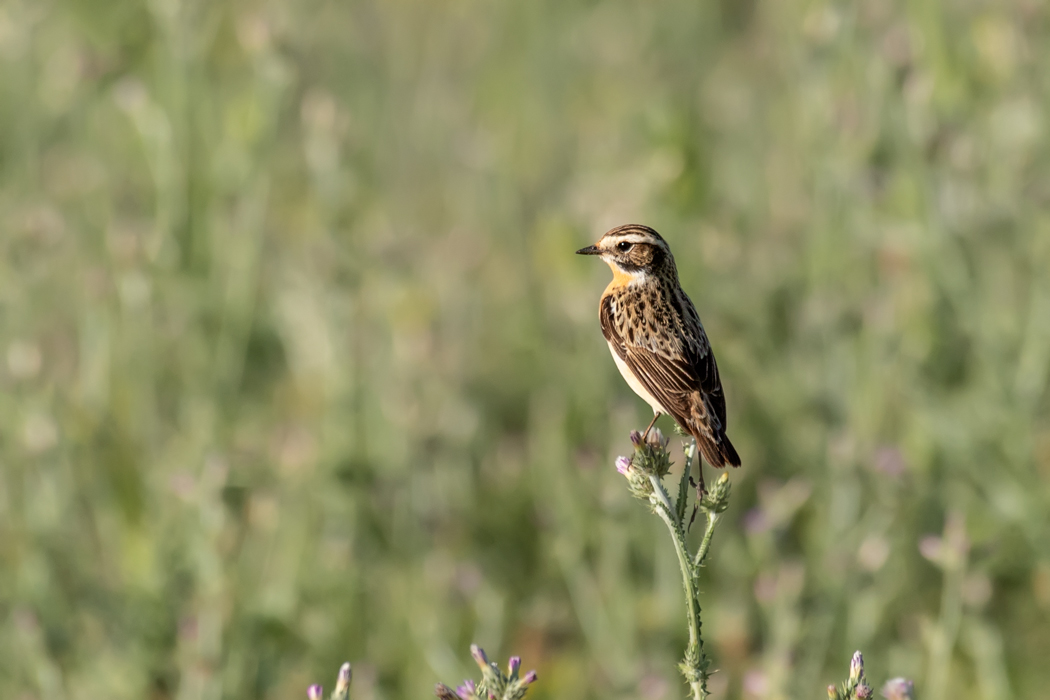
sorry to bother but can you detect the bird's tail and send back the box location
[693,430,741,469]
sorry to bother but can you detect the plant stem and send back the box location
[649,474,676,515]
[693,510,720,571]
[649,475,707,700]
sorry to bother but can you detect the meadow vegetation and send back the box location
[1,0,1048,698]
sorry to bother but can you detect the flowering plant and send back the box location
[615,428,730,700]
[434,645,538,700]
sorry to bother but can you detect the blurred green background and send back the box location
[2,0,1049,698]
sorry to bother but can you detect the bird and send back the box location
[577,224,740,493]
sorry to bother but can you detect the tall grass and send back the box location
[1,1,1048,698]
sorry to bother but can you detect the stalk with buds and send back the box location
[616,428,731,700]
[307,662,352,700]
[434,645,538,700]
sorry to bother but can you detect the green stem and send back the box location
[649,475,706,700]
[693,510,720,572]
[649,474,676,515]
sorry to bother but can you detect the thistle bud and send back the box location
[435,683,460,700]
[523,670,538,685]
[827,685,837,699]
[508,656,521,679]
[615,456,632,475]
[849,651,864,683]
[630,431,644,450]
[700,471,732,513]
[307,684,323,700]
[646,427,668,450]
[455,679,476,699]
[856,684,873,699]
[470,644,488,669]
[335,662,352,696]
[880,678,915,700]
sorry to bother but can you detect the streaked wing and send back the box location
[600,293,727,434]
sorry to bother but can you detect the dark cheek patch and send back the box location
[629,246,653,266]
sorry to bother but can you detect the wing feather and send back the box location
[600,292,728,437]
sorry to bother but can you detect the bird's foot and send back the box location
[687,475,708,531]
[640,413,660,442]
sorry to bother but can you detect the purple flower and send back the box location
[856,684,873,699]
[307,684,323,700]
[881,678,915,700]
[615,456,632,475]
[455,679,476,699]
[508,656,521,677]
[523,670,538,685]
[630,430,644,449]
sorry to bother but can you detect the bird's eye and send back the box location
[617,241,633,252]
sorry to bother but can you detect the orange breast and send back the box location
[603,261,637,294]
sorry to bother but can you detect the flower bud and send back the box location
[700,471,732,513]
[508,656,521,678]
[455,679,476,699]
[856,684,873,699]
[630,431,644,450]
[880,678,915,700]
[615,456,632,475]
[335,663,352,695]
[308,684,323,700]
[470,644,488,669]
[646,427,668,450]
[523,670,538,685]
[849,651,864,683]
[435,683,460,700]
[827,685,837,699]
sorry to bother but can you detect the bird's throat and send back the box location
[604,260,646,290]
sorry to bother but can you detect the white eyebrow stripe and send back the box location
[603,233,667,247]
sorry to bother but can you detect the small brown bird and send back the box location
[577,224,740,492]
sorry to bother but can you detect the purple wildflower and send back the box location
[881,678,915,700]
[455,679,476,699]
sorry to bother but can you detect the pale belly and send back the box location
[608,341,665,414]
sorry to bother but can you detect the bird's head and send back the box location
[576,224,675,282]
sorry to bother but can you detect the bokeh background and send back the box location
[2,0,1049,698]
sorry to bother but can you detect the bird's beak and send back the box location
[576,245,602,256]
